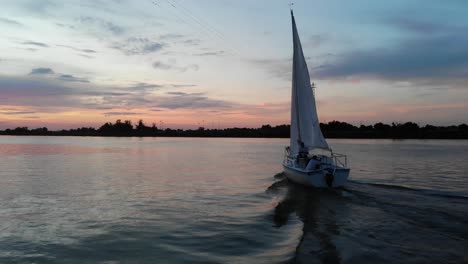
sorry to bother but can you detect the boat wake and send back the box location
[266,173,468,264]
[348,180,468,200]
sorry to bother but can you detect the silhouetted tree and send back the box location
[1,120,467,139]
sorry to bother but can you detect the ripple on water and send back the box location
[0,137,467,263]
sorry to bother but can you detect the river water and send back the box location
[0,136,467,263]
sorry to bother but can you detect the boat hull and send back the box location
[283,165,350,188]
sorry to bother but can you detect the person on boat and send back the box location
[297,141,310,168]
[298,141,309,158]
[306,155,321,170]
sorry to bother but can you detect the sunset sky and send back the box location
[1,0,467,129]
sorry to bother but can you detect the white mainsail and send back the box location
[290,11,330,155]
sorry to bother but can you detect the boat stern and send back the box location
[283,164,350,188]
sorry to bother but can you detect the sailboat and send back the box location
[283,10,350,188]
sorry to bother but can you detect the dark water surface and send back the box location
[0,137,467,263]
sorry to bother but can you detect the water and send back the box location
[0,136,467,263]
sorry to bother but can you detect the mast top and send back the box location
[290,5,296,29]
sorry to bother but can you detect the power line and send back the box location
[152,0,222,50]
[151,1,198,33]
[158,0,241,56]
[170,0,226,40]
[164,0,224,43]
[150,0,222,51]
[171,0,243,55]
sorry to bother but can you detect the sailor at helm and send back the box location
[298,140,309,158]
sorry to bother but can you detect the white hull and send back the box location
[283,164,350,188]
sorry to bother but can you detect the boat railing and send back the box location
[331,152,348,168]
[284,147,348,169]
[284,147,293,162]
[283,147,298,166]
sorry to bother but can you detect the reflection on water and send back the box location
[267,175,342,264]
[0,137,467,263]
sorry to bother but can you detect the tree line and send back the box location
[1,120,467,139]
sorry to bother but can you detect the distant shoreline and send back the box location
[1,120,467,139]
[2,135,468,140]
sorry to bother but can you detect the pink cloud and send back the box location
[391,103,468,113]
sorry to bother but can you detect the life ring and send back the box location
[325,173,334,188]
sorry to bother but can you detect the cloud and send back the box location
[0,77,75,99]
[78,16,125,35]
[30,68,54,75]
[252,58,291,81]
[159,34,200,46]
[152,61,172,70]
[127,82,163,90]
[152,61,199,72]
[0,17,23,26]
[182,39,200,46]
[79,54,94,59]
[105,23,124,35]
[305,34,329,48]
[0,75,233,117]
[112,38,166,55]
[0,110,36,115]
[27,67,90,83]
[391,103,468,114]
[120,82,197,91]
[143,43,165,53]
[0,76,139,110]
[57,45,97,53]
[312,33,468,82]
[58,74,89,83]
[154,92,231,109]
[55,23,75,30]
[194,51,225,56]
[120,82,163,93]
[120,82,197,93]
[23,41,49,48]
[166,92,188,96]
[385,17,460,35]
[180,64,199,72]
[103,111,142,116]
[159,34,184,40]
[171,84,197,88]
[308,18,468,85]
[23,0,57,14]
